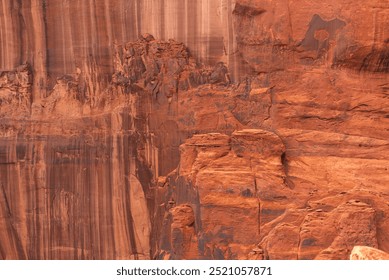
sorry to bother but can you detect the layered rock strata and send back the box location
[0,0,388,259]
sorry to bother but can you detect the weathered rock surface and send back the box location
[0,64,32,118]
[350,246,389,260]
[153,129,290,259]
[0,0,388,259]
[0,0,237,99]
[0,117,154,259]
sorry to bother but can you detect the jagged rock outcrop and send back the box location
[0,0,388,260]
[153,129,290,259]
[0,0,237,100]
[0,64,32,118]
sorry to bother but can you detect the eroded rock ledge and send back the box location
[1,0,389,260]
[153,129,287,259]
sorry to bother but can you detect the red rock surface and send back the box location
[0,0,388,259]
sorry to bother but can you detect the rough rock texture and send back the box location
[350,246,389,260]
[153,130,290,259]
[0,0,237,100]
[0,0,388,259]
[0,64,32,118]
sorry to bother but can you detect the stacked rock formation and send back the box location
[0,0,388,259]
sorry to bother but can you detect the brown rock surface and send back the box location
[0,0,388,259]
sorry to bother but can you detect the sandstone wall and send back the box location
[0,0,388,259]
[0,0,237,99]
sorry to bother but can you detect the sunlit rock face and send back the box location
[0,0,388,259]
[350,246,389,260]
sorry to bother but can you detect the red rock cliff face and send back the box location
[0,0,237,99]
[0,0,388,259]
